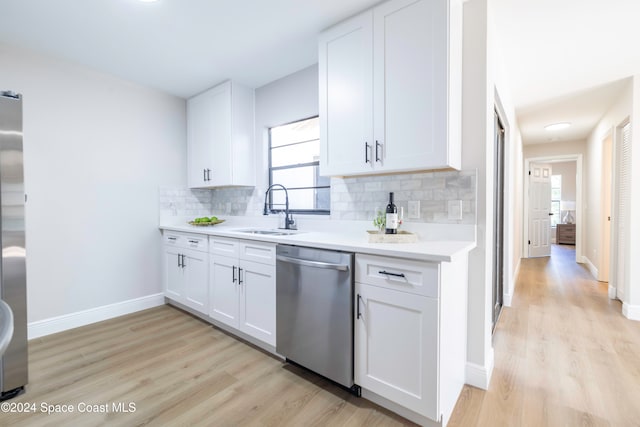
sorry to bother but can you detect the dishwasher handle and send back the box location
[276,254,350,271]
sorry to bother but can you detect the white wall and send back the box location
[462,0,524,388]
[0,44,186,324]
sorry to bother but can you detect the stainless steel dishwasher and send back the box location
[276,245,359,394]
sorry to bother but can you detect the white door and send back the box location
[209,254,239,327]
[319,10,374,176]
[611,122,631,301]
[374,0,448,172]
[354,282,438,419]
[529,163,552,257]
[238,260,276,346]
[163,246,184,301]
[183,248,209,315]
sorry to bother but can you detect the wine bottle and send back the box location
[385,192,398,234]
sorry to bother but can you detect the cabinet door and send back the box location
[207,82,233,186]
[187,90,216,188]
[319,11,374,177]
[209,254,239,327]
[355,282,439,419]
[163,246,184,301]
[373,0,449,172]
[182,249,209,314]
[238,260,276,346]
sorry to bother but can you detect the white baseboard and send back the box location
[465,349,494,390]
[622,303,640,321]
[608,285,617,300]
[28,293,165,339]
[582,256,598,279]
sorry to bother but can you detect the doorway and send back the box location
[492,110,505,331]
[600,133,613,285]
[524,155,583,264]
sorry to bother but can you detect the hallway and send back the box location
[449,245,640,426]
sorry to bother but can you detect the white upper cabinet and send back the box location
[187,80,255,188]
[319,11,374,176]
[319,0,462,177]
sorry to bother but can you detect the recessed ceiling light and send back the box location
[544,122,571,131]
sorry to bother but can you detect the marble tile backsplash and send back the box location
[330,170,476,224]
[159,169,477,225]
[158,186,214,219]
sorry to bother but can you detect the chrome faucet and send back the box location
[263,184,296,230]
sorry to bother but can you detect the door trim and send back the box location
[523,154,583,263]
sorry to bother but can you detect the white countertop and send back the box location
[159,218,476,263]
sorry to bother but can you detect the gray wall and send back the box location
[1,44,186,324]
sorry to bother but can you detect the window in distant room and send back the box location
[550,174,561,227]
[268,117,329,214]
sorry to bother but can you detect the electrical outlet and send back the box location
[408,201,420,219]
[448,200,462,220]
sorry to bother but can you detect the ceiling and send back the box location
[0,0,378,98]
[1,0,638,144]
[492,0,640,144]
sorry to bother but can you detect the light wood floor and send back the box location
[6,244,640,426]
[449,244,640,427]
[5,305,415,426]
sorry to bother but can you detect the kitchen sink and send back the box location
[233,228,303,236]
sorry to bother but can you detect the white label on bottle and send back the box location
[386,213,398,229]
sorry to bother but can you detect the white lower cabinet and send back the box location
[354,253,468,426]
[355,282,438,419]
[162,232,209,315]
[209,238,276,346]
[238,260,276,344]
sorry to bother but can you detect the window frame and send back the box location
[267,116,329,215]
[550,174,562,227]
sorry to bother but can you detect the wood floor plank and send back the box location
[449,244,640,427]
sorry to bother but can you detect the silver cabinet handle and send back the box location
[276,255,350,271]
[238,268,243,284]
[232,266,237,283]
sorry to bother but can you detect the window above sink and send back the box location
[268,117,330,215]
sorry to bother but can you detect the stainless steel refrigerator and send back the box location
[0,91,28,400]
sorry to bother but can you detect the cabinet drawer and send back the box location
[210,237,240,257]
[163,232,183,247]
[239,241,276,265]
[163,232,208,252]
[355,254,439,298]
